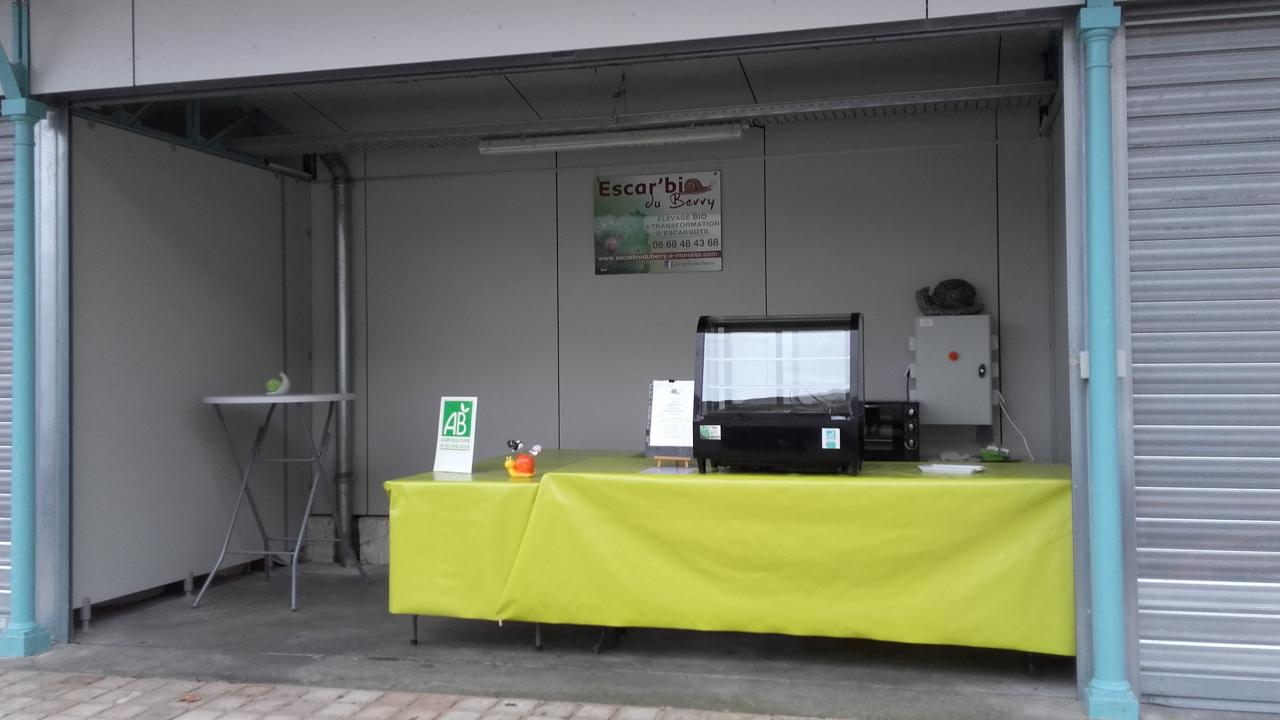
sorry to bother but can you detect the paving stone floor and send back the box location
[0,671,805,720]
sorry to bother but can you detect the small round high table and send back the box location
[193,393,367,610]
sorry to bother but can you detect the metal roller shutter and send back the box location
[1126,0,1280,707]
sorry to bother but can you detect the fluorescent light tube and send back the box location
[477,123,745,155]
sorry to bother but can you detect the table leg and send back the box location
[290,449,325,611]
[194,404,278,608]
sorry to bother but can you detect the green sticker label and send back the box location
[441,400,474,438]
[699,425,722,440]
[821,428,840,450]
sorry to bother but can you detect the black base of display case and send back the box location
[694,412,863,475]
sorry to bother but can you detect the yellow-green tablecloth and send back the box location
[385,451,1074,655]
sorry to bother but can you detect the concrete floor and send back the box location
[10,566,1264,720]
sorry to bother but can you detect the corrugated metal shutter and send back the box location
[0,118,12,619]
[1127,1,1280,706]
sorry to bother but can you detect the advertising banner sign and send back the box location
[594,171,722,275]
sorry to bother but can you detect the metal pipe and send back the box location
[321,153,356,566]
[1078,3,1138,720]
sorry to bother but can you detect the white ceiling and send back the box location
[245,30,1051,136]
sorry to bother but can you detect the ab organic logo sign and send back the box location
[434,395,478,473]
[441,400,473,439]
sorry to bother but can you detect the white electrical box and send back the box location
[912,315,994,425]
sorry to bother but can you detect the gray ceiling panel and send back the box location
[507,57,754,121]
[298,75,539,132]
[249,92,344,134]
[739,34,1000,103]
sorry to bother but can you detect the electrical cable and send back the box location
[994,389,1035,462]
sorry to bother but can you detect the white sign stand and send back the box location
[433,396,478,475]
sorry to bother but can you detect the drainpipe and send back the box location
[0,0,52,656]
[320,153,356,566]
[1079,3,1138,719]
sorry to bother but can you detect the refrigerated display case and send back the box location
[694,314,864,474]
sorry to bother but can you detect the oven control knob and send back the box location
[904,437,918,450]
[906,422,917,433]
[906,406,916,417]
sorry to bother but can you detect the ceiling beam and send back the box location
[229,81,1057,157]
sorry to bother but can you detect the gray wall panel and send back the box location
[29,0,132,96]
[130,0,925,88]
[71,120,288,605]
[764,138,998,401]
[557,139,766,451]
[307,94,1060,512]
[363,171,560,514]
[760,112,1021,439]
[282,179,314,512]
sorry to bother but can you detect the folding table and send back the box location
[194,393,367,610]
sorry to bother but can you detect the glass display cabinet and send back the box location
[694,314,864,474]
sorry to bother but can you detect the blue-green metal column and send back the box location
[1079,3,1137,719]
[0,95,51,657]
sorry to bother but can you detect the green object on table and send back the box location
[384,452,1075,656]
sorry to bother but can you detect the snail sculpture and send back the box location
[504,439,542,481]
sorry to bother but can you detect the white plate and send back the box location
[918,463,986,476]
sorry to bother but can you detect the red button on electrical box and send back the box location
[948,351,959,361]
